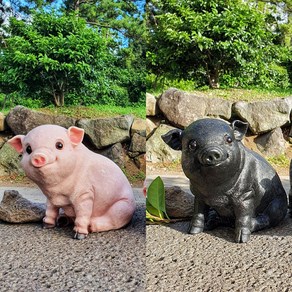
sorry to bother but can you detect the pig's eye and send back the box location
[188,140,197,150]
[225,136,233,144]
[26,145,32,154]
[55,142,63,150]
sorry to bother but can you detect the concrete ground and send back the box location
[0,187,145,292]
[1,175,291,291]
[146,175,292,291]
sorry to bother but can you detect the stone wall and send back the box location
[146,88,292,164]
[0,106,146,179]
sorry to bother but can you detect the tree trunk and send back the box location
[54,91,65,107]
[207,67,220,89]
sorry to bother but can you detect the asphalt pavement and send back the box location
[0,186,145,292]
[146,175,292,291]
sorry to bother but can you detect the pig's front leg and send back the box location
[189,196,208,234]
[233,191,254,243]
[72,193,94,240]
[43,200,59,228]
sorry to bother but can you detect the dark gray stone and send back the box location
[99,143,126,168]
[131,118,146,137]
[6,106,76,135]
[165,186,194,219]
[127,151,140,158]
[146,124,181,163]
[0,142,24,176]
[158,88,232,128]
[146,93,159,116]
[146,117,160,138]
[0,190,46,223]
[129,133,146,153]
[255,128,286,156]
[77,115,133,149]
[233,97,292,134]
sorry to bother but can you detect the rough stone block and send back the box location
[158,88,232,128]
[131,118,146,137]
[0,190,46,223]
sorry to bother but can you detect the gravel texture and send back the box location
[146,175,292,292]
[147,218,292,291]
[0,203,145,292]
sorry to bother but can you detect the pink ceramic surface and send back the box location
[8,125,136,239]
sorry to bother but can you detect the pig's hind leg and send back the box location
[43,201,59,228]
[252,197,287,232]
[89,199,136,232]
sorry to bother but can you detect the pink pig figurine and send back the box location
[8,124,136,239]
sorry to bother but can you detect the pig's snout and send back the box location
[198,146,228,166]
[31,153,48,168]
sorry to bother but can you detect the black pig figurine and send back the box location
[289,160,292,213]
[162,118,287,243]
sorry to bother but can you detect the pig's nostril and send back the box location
[200,147,226,166]
[32,154,47,167]
[35,158,44,165]
[207,156,213,162]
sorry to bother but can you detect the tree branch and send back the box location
[86,21,124,33]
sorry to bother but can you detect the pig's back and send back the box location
[85,148,133,200]
[242,144,277,179]
[241,144,286,203]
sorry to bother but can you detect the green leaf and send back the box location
[146,176,169,220]
[146,200,162,218]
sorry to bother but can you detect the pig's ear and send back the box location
[231,120,249,141]
[7,135,25,153]
[68,126,84,145]
[161,129,183,150]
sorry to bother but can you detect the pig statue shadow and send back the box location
[162,118,288,243]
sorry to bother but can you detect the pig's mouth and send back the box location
[198,147,229,167]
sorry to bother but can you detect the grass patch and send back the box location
[149,87,292,102]
[189,88,292,102]
[34,104,145,119]
[267,154,290,169]
[123,168,146,185]
[146,74,292,101]
[0,93,145,118]
[1,105,145,119]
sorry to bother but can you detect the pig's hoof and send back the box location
[189,226,203,234]
[73,232,88,240]
[43,223,56,229]
[235,227,251,243]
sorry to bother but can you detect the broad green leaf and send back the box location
[146,176,169,219]
[146,199,163,219]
